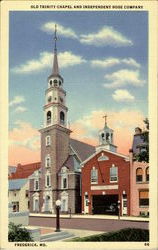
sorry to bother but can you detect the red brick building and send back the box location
[81,149,130,216]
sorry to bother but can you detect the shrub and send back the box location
[71,228,149,242]
[8,222,33,242]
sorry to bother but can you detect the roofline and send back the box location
[69,144,82,163]
[81,148,129,166]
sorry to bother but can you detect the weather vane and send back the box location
[103,114,107,126]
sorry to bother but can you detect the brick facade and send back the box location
[82,150,130,216]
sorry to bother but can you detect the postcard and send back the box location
[0,0,157,249]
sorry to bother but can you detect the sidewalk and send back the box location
[29,213,149,222]
[28,225,104,241]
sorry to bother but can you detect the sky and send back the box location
[9,11,148,166]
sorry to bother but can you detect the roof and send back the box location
[9,178,28,190]
[63,154,81,172]
[9,162,41,179]
[70,138,95,162]
[81,148,129,166]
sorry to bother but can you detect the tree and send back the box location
[8,222,33,242]
[135,118,149,163]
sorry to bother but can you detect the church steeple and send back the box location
[52,24,59,76]
[43,25,68,128]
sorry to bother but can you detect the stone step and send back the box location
[40,231,74,242]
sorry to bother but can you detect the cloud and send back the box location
[71,109,145,155]
[103,69,145,88]
[14,106,27,113]
[9,96,25,107]
[41,21,78,39]
[11,51,86,74]
[9,121,40,165]
[80,26,133,47]
[112,89,135,102]
[91,57,140,69]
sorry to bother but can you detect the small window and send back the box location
[136,168,143,182]
[34,180,39,191]
[12,202,19,212]
[63,178,67,189]
[49,80,52,86]
[110,165,118,182]
[146,167,149,182]
[139,190,149,207]
[46,135,51,146]
[91,167,98,183]
[46,175,51,187]
[45,155,51,168]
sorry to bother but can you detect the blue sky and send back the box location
[9,11,148,163]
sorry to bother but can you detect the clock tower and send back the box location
[39,25,71,213]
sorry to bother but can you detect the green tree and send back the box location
[8,222,33,242]
[135,118,149,163]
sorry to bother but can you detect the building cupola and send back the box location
[96,115,117,152]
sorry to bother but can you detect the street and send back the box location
[29,216,148,232]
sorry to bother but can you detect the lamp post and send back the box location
[55,199,61,232]
[118,200,121,220]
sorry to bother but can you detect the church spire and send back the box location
[52,24,59,76]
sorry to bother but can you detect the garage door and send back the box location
[92,194,118,215]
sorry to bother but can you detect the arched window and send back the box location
[136,168,143,182]
[60,111,65,125]
[49,80,52,86]
[47,111,51,125]
[91,167,98,183]
[146,167,149,182]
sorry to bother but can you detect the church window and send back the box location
[49,80,52,86]
[54,79,57,83]
[46,135,51,146]
[136,168,143,182]
[45,174,51,187]
[63,178,67,189]
[60,111,65,125]
[146,167,149,182]
[110,164,118,182]
[34,179,39,191]
[91,167,98,183]
[59,80,62,86]
[45,155,51,168]
[47,111,51,125]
